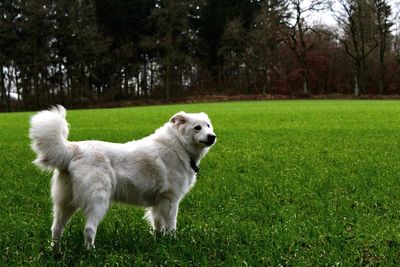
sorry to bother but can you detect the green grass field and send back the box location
[1,100,400,265]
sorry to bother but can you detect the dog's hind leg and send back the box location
[82,191,109,248]
[51,203,76,251]
[50,170,76,251]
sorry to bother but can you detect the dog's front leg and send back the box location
[163,198,179,232]
[146,197,179,233]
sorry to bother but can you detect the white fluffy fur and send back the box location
[29,106,216,248]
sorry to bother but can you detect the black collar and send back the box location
[190,158,199,173]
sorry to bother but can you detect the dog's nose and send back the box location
[207,134,216,144]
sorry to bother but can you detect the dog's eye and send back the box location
[194,125,202,131]
[207,123,210,128]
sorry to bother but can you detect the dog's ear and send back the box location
[170,111,187,126]
[200,112,209,119]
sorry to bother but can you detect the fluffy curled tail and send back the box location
[29,105,72,171]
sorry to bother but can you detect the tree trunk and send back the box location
[150,60,154,97]
[378,71,384,94]
[5,67,12,112]
[354,72,360,97]
[378,47,386,94]
[59,63,64,105]
[0,64,10,112]
[142,59,148,98]
[33,44,40,109]
[15,68,21,102]
[263,67,269,95]
[0,64,5,105]
[123,67,129,98]
[166,55,171,99]
[303,78,309,95]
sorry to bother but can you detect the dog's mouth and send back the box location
[200,140,214,147]
[200,134,216,147]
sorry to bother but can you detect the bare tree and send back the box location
[219,18,248,92]
[373,0,394,94]
[246,0,290,94]
[287,0,325,95]
[147,0,192,99]
[334,0,378,96]
[391,4,400,88]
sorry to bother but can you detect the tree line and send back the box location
[1,0,399,111]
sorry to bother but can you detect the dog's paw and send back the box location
[84,242,96,251]
[50,239,61,253]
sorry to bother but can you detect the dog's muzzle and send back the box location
[202,134,216,147]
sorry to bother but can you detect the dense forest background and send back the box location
[1,0,400,111]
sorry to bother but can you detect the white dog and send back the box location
[29,106,216,248]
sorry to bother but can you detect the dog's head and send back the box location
[170,111,216,150]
